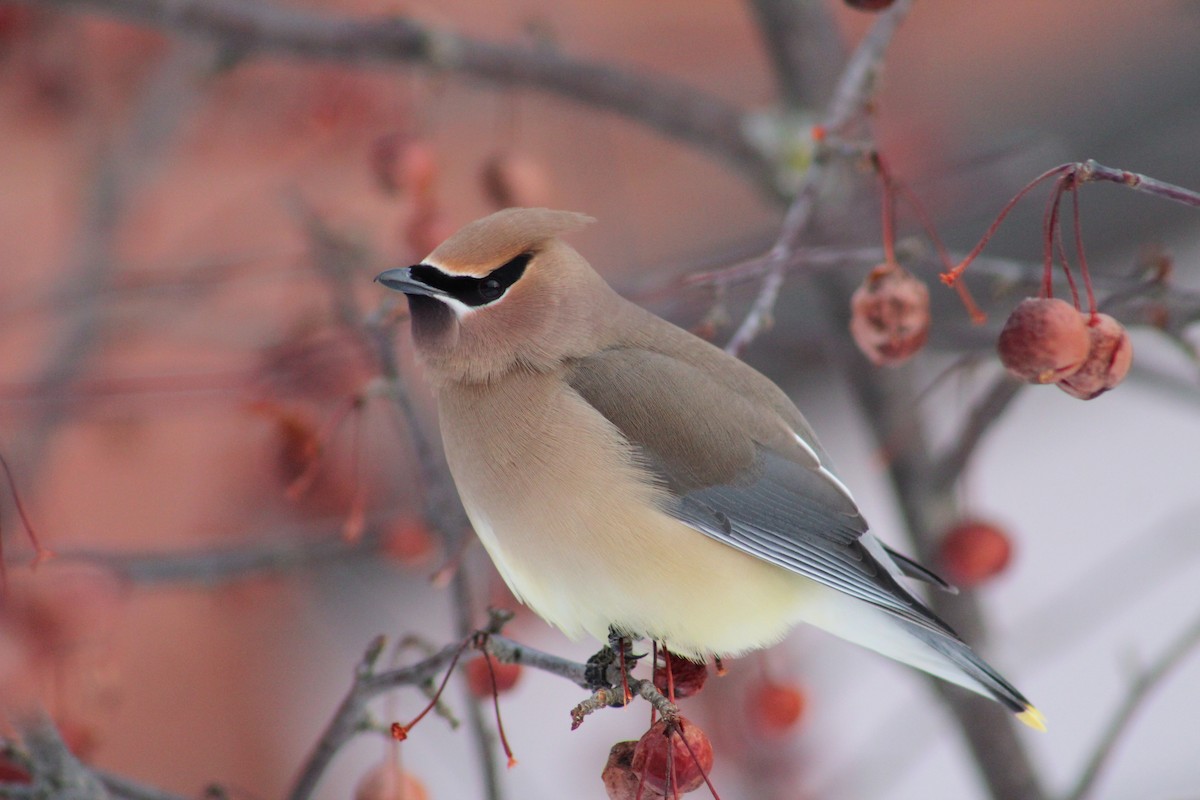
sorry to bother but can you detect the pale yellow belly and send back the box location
[440,374,815,658]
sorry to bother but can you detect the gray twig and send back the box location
[724,0,914,355]
[1063,613,1200,800]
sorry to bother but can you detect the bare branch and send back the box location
[725,0,915,355]
[1077,159,1200,208]
[32,0,775,191]
[823,302,1047,800]
[1063,613,1200,800]
[54,526,373,586]
[933,373,1025,489]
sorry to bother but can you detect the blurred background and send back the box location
[1,0,1199,798]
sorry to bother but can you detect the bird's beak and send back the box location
[375,267,446,299]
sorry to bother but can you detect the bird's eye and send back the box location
[479,278,504,302]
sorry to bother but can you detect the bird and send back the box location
[376,207,1044,730]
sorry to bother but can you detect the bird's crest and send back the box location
[426,208,595,277]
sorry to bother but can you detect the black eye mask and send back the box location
[410,252,532,307]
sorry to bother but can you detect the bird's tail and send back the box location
[795,582,1045,730]
[903,620,1046,731]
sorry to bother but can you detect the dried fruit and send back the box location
[354,760,429,800]
[844,0,896,10]
[653,650,708,699]
[631,717,714,796]
[997,298,1090,383]
[748,681,806,735]
[602,740,657,800]
[849,264,931,366]
[939,520,1012,587]
[464,652,522,698]
[1057,313,1133,400]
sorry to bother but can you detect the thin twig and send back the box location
[724,0,914,355]
[1063,612,1200,800]
[285,616,583,800]
[32,0,774,191]
[1077,159,1200,208]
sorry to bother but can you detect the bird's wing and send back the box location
[565,346,956,637]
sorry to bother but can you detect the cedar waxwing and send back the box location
[376,208,1044,730]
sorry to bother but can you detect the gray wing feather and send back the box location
[566,347,955,637]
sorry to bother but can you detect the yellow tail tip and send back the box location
[1016,706,1047,732]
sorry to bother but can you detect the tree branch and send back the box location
[32,0,776,191]
[745,0,845,109]
[725,0,914,355]
[1063,612,1200,800]
[933,373,1025,490]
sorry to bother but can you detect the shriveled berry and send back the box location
[653,650,708,699]
[465,652,522,698]
[849,264,930,366]
[939,520,1012,587]
[1057,313,1133,400]
[354,760,429,800]
[602,740,660,800]
[631,717,714,796]
[748,681,806,735]
[997,298,1090,383]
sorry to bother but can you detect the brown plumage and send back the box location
[376,208,1044,729]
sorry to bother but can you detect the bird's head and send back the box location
[377,208,615,383]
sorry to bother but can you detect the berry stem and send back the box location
[480,648,518,768]
[892,173,986,323]
[875,154,899,268]
[1069,182,1098,318]
[0,451,54,581]
[940,164,1074,286]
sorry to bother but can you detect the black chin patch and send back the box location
[408,293,455,343]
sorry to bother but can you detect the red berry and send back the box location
[748,681,806,735]
[381,518,437,567]
[844,0,896,10]
[849,264,931,366]
[997,298,1090,383]
[1056,313,1133,400]
[653,650,708,699]
[939,520,1013,587]
[631,717,714,796]
[354,760,429,800]
[464,653,522,698]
